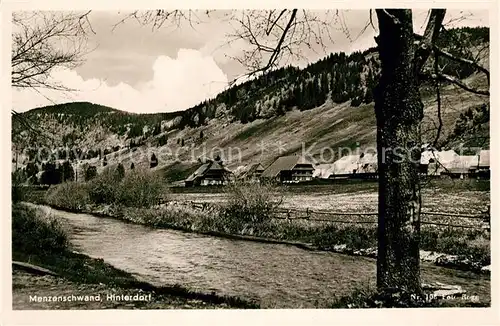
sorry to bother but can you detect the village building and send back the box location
[441,155,479,179]
[242,163,266,183]
[422,149,490,179]
[312,163,333,179]
[425,149,460,176]
[184,159,232,187]
[316,151,378,180]
[260,155,314,183]
[314,148,489,180]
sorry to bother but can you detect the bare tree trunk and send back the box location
[374,9,423,294]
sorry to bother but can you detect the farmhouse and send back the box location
[441,155,479,179]
[319,151,378,180]
[423,149,490,179]
[184,159,231,187]
[425,149,460,176]
[313,163,333,179]
[242,162,266,182]
[261,155,314,183]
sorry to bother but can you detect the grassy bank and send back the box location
[11,203,258,309]
[328,284,489,308]
[37,170,491,272]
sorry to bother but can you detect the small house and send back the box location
[425,150,459,176]
[242,163,265,182]
[327,151,378,179]
[184,159,231,187]
[260,155,314,183]
[441,155,479,179]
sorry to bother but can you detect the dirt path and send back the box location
[12,270,230,310]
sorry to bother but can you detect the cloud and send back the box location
[12,49,229,114]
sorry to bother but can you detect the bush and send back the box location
[221,182,283,231]
[116,169,165,208]
[88,170,118,205]
[45,182,90,210]
[12,170,28,203]
[85,166,97,181]
[12,204,69,256]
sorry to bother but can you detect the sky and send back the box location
[12,9,489,114]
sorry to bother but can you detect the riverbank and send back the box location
[17,202,491,308]
[27,177,490,274]
[31,200,490,274]
[12,203,258,309]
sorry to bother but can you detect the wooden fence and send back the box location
[158,199,490,230]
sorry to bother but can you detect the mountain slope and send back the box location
[12,27,490,182]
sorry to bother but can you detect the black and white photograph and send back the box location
[4,4,496,320]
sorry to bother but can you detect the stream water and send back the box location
[35,205,490,308]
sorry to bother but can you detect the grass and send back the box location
[328,284,489,308]
[12,203,69,257]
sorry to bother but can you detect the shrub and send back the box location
[85,166,97,181]
[116,169,165,208]
[60,160,75,182]
[12,170,28,203]
[88,170,118,205]
[12,204,69,256]
[45,181,90,210]
[158,134,168,146]
[221,182,283,231]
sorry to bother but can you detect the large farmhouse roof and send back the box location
[332,154,360,175]
[261,155,312,178]
[185,160,228,182]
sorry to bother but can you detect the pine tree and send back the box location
[85,166,97,181]
[115,163,125,180]
[150,153,158,168]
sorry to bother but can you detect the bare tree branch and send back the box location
[432,50,443,147]
[433,45,490,84]
[434,73,489,96]
[11,11,94,91]
[414,9,446,74]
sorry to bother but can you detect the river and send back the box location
[35,205,490,308]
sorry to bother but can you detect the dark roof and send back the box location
[261,155,312,178]
[185,160,229,182]
[185,163,211,182]
[247,163,265,175]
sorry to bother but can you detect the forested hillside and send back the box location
[12,26,490,183]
